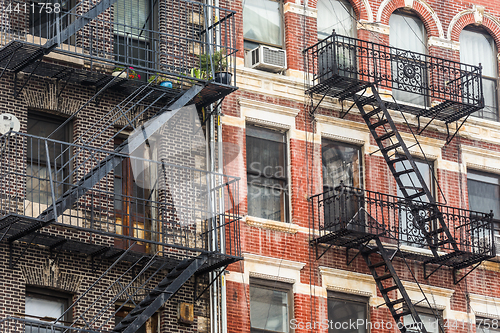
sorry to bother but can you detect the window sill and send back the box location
[245,215,299,234]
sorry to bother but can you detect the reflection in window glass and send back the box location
[250,285,289,333]
[243,0,282,47]
[322,140,362,190]
[328,297,367,333]
[317,0,356,39]
[467,171,500,222]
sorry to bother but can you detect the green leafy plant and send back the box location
[148,74,170,84]
[199,48,228,73]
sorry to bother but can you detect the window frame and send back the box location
[402,306,442,333]
[327,291,369,333]
[249,278,293,333]
[243,0,284,50]
[389,9,430,108]
[25,286,73,324]
[466,169,500,235]
[459,26,499,122]
[246,124,289,223]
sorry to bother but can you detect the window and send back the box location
[243,0,282,49]
[328,292,368,333]
[460,27,499,121]
[114,138,153,252]
[317,0,356,40]
[246,125,288,222]
[477,318,500,333]
[29,0,76,41]
[403,307,441,333]
[114,0,157,78]
[250,280,291,333]
[115,305,158,333]
[389,10,428,106]
[395,158,433,246]
[25,287,72,331]
[322,140,362,190]
[467,170,500,237]
[26,112,72,205]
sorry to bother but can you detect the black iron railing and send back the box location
[0,131,241,257]
[310,184,495,257]
[305,32,483,109]
[0,317,104,333]
[0,0,237,86]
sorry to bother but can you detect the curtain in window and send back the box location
[250,286,288,333]
[460,29,498,121]
[328,299,366,333]
[114,0,150,39]
[389,13,427,106]
[317,0,356,39]
[243,0,282,46]
[246,127,287,222]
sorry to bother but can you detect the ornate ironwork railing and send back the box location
[0,0,237,86]
[310,184,495,257]
[304,32,483,109]
[0,131,241,257]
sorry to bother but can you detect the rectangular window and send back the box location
[328,292,368,333]
[25,287,72,331]
[29,0,76,41]
[395,158,433,247]
[250,280,291,333]
[467,170,500,239]
[477,318,500,333]
[403,307,442,333]
[246,125,288,222]
[26,112,72,206]
[243,0,282,49]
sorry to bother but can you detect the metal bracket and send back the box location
[14,57,42,99]
[453,261,482,285]
[9,232,38,269]
[194,266,227,302]
[346,247,362,266]
[0,44,23,80]
[423,261,445,280]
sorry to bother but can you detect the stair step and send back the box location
[381,142,402,153]
[387,298,405,307]
[429,227,445,236]
[358,96,377,106]
[394,169,414,177]
[369,119,388,129]
[394,310,412,320]
[377,131,396,141]
[363,108,382,119]
[407,191,426,200]
[388,156,407,165]
[369,261,387,269]
[380,285,399,294]
[375,273,393,281]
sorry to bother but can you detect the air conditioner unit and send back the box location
[249,45,287,73]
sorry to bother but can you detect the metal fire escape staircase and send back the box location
[305,33,494,333]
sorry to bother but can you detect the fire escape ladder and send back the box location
[361,237,430,333]
[113,255,208,333]
[6,85,204,242]
[353,85,460,258]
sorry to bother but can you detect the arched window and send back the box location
[460,27,499,121]
[317,0,356,39]
[389,10,428,106]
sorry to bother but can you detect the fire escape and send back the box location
[305,32,496,332]
[0,0,240,332]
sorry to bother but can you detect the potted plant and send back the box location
[112,66,141,80]
[148,74,173,88]
[199,49,231,85]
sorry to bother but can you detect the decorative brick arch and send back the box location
[376,0,444,38]
[448,9,500,48]
[311,0,373,22]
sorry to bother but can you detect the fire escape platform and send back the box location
[310,186,496,270]
[0,41,236,108]
[0,213,241,272]
[305,33,484,124]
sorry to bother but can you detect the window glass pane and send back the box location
[467,171,500,218]
[26,296,64,320]
[404,313,440,333]
[389,12,427,106]
[322,140,361,189]
[250,286,289,333]
[328,298,366,333]
[317,0,356,39]
[243,0,282,46]
[460,29,498,120]
[247,126,287,222]
[114,0,151,38]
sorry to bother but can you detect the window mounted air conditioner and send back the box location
[249,45,287,73]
